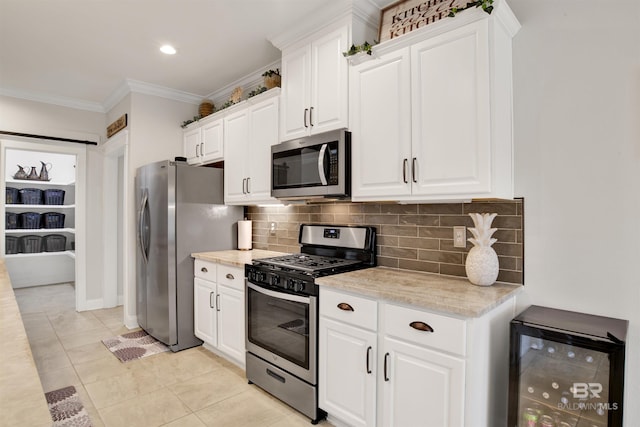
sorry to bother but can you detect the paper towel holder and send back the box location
[238,218,252,251]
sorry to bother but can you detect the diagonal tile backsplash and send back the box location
[247,199,524,285]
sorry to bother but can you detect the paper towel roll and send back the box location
[238,220,252,250]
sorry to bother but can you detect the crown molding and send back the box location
[103,79,203,112]
[269,0,380,51]
[0,86,105,113]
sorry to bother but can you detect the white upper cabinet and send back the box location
[350,4,520,202]
[224,90,280,205]
[280,25,349,141]
[350,47,412,199]
[183,115,224,165]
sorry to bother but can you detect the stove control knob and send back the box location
[294,282,306,293]
[271,275,280,286]
[285,278,296,290]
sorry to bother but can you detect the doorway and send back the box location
[102,131,131,321]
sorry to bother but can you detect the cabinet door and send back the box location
[216,283,245,365]
[246,96,278,203]
[201,118,224,163]
[411,20,491,197]
[223,108,249,204]
[319,317,376,427]
[350,48,412,200]
[382,336,465,427]
[310,25,348,135]
[183,127,201,165]
[194,277,216,346]
[280,44,311,141]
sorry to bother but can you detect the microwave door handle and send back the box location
[317,143,328,186]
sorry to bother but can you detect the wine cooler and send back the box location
[508,305,627,427]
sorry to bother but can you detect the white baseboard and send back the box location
[83,298,104,311]
[124,314,139,330]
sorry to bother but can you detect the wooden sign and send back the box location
[379,0,467,42]
[107,114,127,138]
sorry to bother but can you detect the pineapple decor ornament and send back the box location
[465,213,499,286]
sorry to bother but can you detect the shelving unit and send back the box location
[3,150,77,287]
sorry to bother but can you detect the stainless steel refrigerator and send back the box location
[135,160,244,352]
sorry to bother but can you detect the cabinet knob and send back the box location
[337,302,354,312]
[226,273,234,280]
[201,267,208,273]
[409,321,434,332]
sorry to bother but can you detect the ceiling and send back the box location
[0,0,371,112]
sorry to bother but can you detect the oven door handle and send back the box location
[247,282,311,304]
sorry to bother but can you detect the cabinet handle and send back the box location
[412,157,418,183]
[409,321,434,332]
[216,294,220,312]
[209,291,214,309]
[402,159,408,183]
[246,177,250,193]
[337,302,354,312]
[195,144,200,158]
[384,352,390,381]
[226,273,234,280]
[309,106,314,127]
[366,346,372,374]
[200,142,204,157]
[304,108,309,128]
[201,267,208,273]
[242,178,247,194]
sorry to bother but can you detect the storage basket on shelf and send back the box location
[18,235,43,253]
[19,188,43,204]
[43,234,66,252]
[19,212,42,229]
[43,189,65,205]
[42,212,65,229]
[6,187,19,204]
[5,212,18,229]
[5,236,18,254]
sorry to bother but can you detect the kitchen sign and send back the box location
[379,0,467,42]
[106,114,127,138]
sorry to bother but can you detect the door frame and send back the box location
[0,136,87,310]
[101,130,130,311]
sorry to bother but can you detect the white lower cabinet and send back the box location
[320,317,377,427]
[193,259,245,366]
[319,287,514,427]
[381,337,464,427]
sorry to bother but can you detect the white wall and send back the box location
[509,0,640,423]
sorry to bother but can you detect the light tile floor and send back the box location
[15,283,333,427]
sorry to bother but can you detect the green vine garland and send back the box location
[448,0,494,17]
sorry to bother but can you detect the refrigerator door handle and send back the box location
[137,190,149,264]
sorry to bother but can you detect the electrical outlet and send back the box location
[453,226,466,248]
[270,222,277,235]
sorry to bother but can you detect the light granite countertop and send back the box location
[315,267,522,318]
[191,249,287,267]
[0,259,52,426]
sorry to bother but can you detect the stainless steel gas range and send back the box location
[245,224,377,424]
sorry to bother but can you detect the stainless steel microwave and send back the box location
[271,129,351,200]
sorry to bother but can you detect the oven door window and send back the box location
[272,142,337,189]
[247,284,310,369]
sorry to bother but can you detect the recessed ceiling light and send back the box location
[160,45,176,55]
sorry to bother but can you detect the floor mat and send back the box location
[102,329,169,363]
[45,385,92,427]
